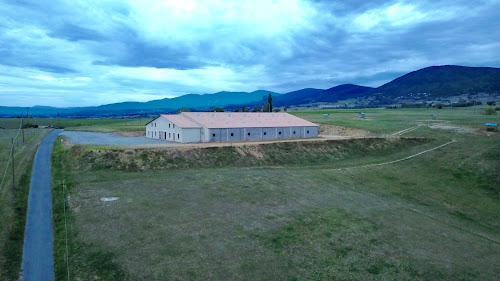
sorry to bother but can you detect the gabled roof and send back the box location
[181,112,317,129]
[160,114,202,128]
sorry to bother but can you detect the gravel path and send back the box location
[61,131,169,145]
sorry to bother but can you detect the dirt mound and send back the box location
[319,124,369,137]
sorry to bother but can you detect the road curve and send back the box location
[21,130,62,281]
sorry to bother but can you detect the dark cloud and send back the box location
[0,0,500,107]
[31,64,76,74]
[48,23,105,42]
[94,40,209,70]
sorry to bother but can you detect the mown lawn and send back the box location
[51,117,499,280]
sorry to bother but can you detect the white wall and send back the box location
[146,116,318,143]
[145,116,201,142]
[181,128,202,143]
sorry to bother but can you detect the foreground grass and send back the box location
[52,123,499,280]
[0,127,50,281]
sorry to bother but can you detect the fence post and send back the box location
[11,138,15,189]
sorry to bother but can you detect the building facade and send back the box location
[145,112,319,143]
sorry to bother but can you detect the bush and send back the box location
[484,107,497,115]
[22,124,38,129]
[486,101,496,106]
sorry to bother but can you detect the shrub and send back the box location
[484,107,497,115]
[22,123,38,129]
[486,101,496,106]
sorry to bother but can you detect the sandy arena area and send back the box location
[61,130,357,148]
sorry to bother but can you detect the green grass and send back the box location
[0,122,50,281]
[0,118,145,132]
[291,106,500,134]
[49,108,500,280]
[0,158,34,281]
[51,139,128,281]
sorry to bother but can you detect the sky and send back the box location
[1,0,500,107]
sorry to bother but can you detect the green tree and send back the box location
[176,107,190,114]
[268,93,273,112]
[241,105,247,112]
[214,107,224,112]
[485,107,497,115]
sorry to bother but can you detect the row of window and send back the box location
[150,122,175,128]
[148,131,180,140]
[211,130,310,138]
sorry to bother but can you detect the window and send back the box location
[293,131,296,134]
[173,124,175,128]
[154,131,156,136]
[307,130,309,134]
[264,132,267,135]
[248,132,251,136]
[169,124,171,128]
[230,133,234,136]
[169,133,171,138]
[177,134,180,139]
[213,133,216,137]
[279,132,281,135]
[155,123,156,127]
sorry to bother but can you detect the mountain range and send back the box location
[1,65,499,117]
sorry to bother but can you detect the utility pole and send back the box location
[21,115,25,144]
[11,138,15,189]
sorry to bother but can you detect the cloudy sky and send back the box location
[1,0,499,107]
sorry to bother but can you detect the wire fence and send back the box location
[0,118,41,192]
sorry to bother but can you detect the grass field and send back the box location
[0,121,51,281]
[50,107,499,280]
[292,106,499,134]
[0,118,145,133]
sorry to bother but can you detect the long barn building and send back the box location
[145,112,319,143]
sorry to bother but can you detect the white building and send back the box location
[145,112,319,143]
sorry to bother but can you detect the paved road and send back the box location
[61,131,168,145]
[21,130,62,281]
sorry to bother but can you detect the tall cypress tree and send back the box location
[268,93,273,112]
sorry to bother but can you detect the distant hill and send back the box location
[274,85,373,106]
[0,90,280,117]
[1,65,499,117]
[375,65,500,99]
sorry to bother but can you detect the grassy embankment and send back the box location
[51,107,499,280]
[0,123,50,281]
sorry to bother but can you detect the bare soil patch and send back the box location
[319,124,369,137]
[428,124,476,133]
[115,131,144,137]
